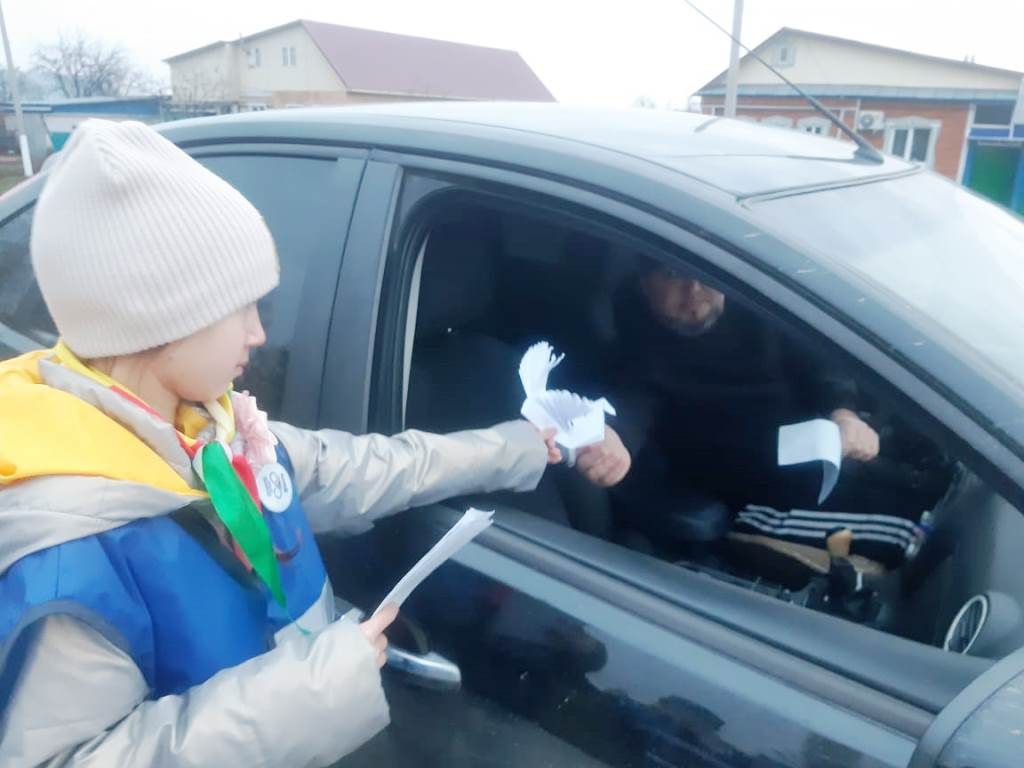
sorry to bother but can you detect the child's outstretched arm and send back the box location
[271,420,549,535]
[1,612,389,767]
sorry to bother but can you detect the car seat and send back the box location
[406,212,612,536]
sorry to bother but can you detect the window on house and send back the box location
[910,129,930,162]
[797,117,830,135]
[974,103,1014,126]
[774,44,796,68]
[891,128,909,156]
[886,120,939,165]
[254,48,261,68]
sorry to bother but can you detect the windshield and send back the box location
[752,171,1024,406]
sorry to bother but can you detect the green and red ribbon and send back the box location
[198,441,286,607]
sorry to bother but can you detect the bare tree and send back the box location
[0,68,26,102]
[0,67,52,102]
[632,95,658,109]
[33,31,157,98]
[171,67,230,116]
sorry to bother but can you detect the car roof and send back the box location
[158,102,914,198]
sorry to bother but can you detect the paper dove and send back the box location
[518,342,616,465]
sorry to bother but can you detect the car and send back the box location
[2,102,1023,767]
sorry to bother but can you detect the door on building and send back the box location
[966,142,1020,208]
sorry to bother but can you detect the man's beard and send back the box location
[657,304,725,337]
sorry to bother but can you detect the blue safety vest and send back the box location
[0,445,327,697]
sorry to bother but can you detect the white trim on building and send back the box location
[884,116,941,167]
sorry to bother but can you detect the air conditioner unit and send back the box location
[857,110,886,132]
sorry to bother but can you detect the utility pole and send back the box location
[723,0,744,118]
[0,0,32,176]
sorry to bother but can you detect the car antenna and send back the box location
[681,0,885,164]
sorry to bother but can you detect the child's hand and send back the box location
[360,604,399,668]
[535,426,562,464]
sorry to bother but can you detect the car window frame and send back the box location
[349,154,1003,731]
[182,142,369,427]
[0,177,51,357]
[365,151,1024,517]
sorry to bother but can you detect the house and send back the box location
[696,28,1024,213]
[36,96,165,150]
[165,20,555,115]
[1,96,165,170]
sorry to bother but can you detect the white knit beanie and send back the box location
[30,119,280,357]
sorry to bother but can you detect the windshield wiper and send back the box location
[682,0,886,164]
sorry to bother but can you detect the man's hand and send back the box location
[831,408,880,462]
[360,604,398,668]
[576,426,631,488]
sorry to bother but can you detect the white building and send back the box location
[166,20,554,114]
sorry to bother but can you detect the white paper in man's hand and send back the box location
[373,508,494,616]
[518,341,616,465]
[778,419,843,504]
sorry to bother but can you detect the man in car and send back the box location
[610,265,883,552]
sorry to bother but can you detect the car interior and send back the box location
[399,190,1024,660]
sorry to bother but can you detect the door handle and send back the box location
[386,645,462,691]
[336,599,462,690]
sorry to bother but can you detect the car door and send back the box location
[182,145,368,427]
[0,179,53,358]
[0,141,366,424]
[316,158,944,768]
[908,645,1024,767]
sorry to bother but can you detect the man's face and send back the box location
[642,270,726,336]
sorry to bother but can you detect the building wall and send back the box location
[44,111,164,150]
[703,94,971,179]
[169,43,240,105]
[731,33,1022,91]
[237,26,343,101]
[168,26,343,109]
[863,100,970,179]
[339,92,454,105]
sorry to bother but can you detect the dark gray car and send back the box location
[2,103,1023,767]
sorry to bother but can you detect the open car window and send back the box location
[387,174,1024,671]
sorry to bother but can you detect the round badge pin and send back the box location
[256,462,293,513]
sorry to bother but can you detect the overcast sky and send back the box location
[4,0,1022,106]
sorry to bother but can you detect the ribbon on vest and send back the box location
[198,440,286,608]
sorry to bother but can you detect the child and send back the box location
[0,119,575,766]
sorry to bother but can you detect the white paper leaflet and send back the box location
[777,418,843,504]
[374,508,494,616]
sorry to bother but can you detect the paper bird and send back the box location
[518,341,616,465]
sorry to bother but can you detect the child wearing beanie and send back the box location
[0,119,568,766]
